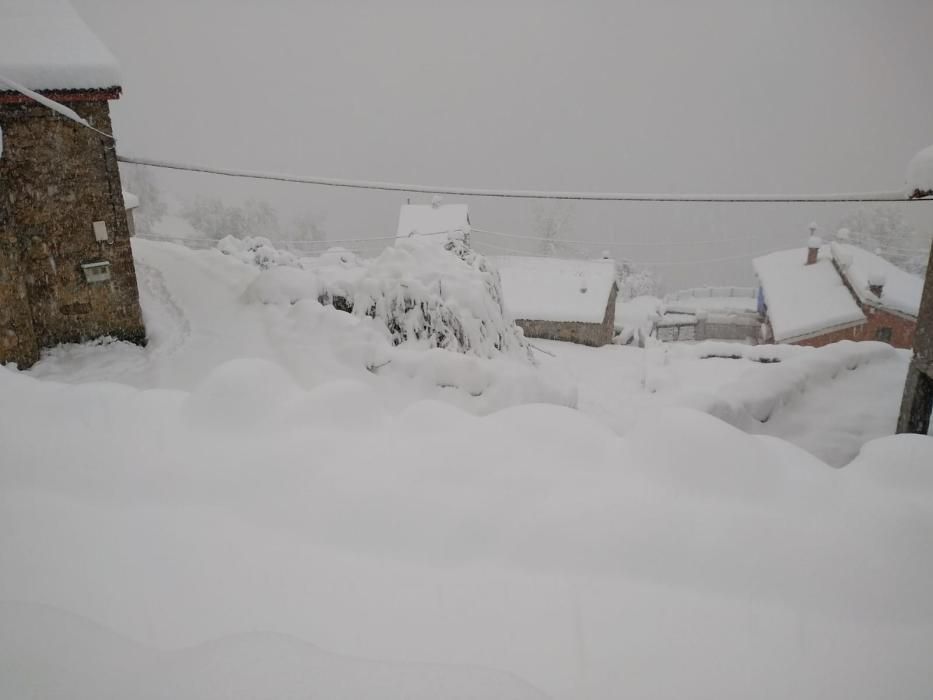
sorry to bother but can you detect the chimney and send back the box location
[868,272,886,298]
[806,223,822,265]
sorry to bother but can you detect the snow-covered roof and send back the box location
[0,0,121,92]
[753,247,864,342]
[122,191,139,210]
[493,256,617,324]
[907,144,933,197]
[396,202,470,241]
[831,242,923,318]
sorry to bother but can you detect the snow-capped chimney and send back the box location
[868,272,886,298]
[806,223,821,265]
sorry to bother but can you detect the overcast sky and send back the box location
[74,0,933,289]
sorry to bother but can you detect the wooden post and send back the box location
[897,237,933,434]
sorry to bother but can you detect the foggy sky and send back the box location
[73,0,933,290]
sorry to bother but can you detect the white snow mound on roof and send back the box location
[831,242,924,317]
[0,0,121,91]
[493,256,617,324]
[753,246,864,342]
[907,144,933,196]
[121,191,139,210]
[396,203,469,240]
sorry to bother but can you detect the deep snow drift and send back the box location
[3,238,933,700]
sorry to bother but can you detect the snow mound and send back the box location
[907,144,933,198]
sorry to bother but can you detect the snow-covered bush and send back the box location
[614,295,663,345]
[243,237,532,361]
[835,206,931,276]
[217,235,303,269]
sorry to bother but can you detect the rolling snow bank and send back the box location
[0,602,546,700]
[2,360,933,700]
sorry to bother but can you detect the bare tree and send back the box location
[533,201,575,256]
[118,163,167,235]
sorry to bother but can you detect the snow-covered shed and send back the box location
[754,232,922,348]
[0,0,145,368]
[493,256,618,346]
[396,198,470,244]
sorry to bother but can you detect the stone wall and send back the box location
[0,96,145,367]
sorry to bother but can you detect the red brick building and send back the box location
[753,233,923,348]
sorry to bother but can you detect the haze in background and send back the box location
[74,0,933,290]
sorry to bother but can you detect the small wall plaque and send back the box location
[93,221,109,242]
[81,261,111,284]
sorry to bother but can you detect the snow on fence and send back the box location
[703,340,897,428]
[664,286,757,303]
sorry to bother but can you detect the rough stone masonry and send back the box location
[0,92,145,368]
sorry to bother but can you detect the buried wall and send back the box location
[0,95,145,367]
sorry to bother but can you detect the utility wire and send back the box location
[117,154,919,203]
[472,226,775,248]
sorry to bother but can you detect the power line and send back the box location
[472,226,774,248]
[117,154,920,203]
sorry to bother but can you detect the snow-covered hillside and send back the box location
[2,239,933,700]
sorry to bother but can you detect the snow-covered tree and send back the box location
[612,257,661,300]
[289,211,327,243]
[532,202,575,256]
[181,197,281,240]
[117,163,167,236]
[837,205,932,276]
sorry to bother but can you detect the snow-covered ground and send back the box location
[3,239,933,700]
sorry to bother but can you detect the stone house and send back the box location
[493,255,618,347]
[0,0,145,368]
[396,198,470,245]
[753,231,923,349]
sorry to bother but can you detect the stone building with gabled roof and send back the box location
[0,0,145,368]
[493,255,619,347]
